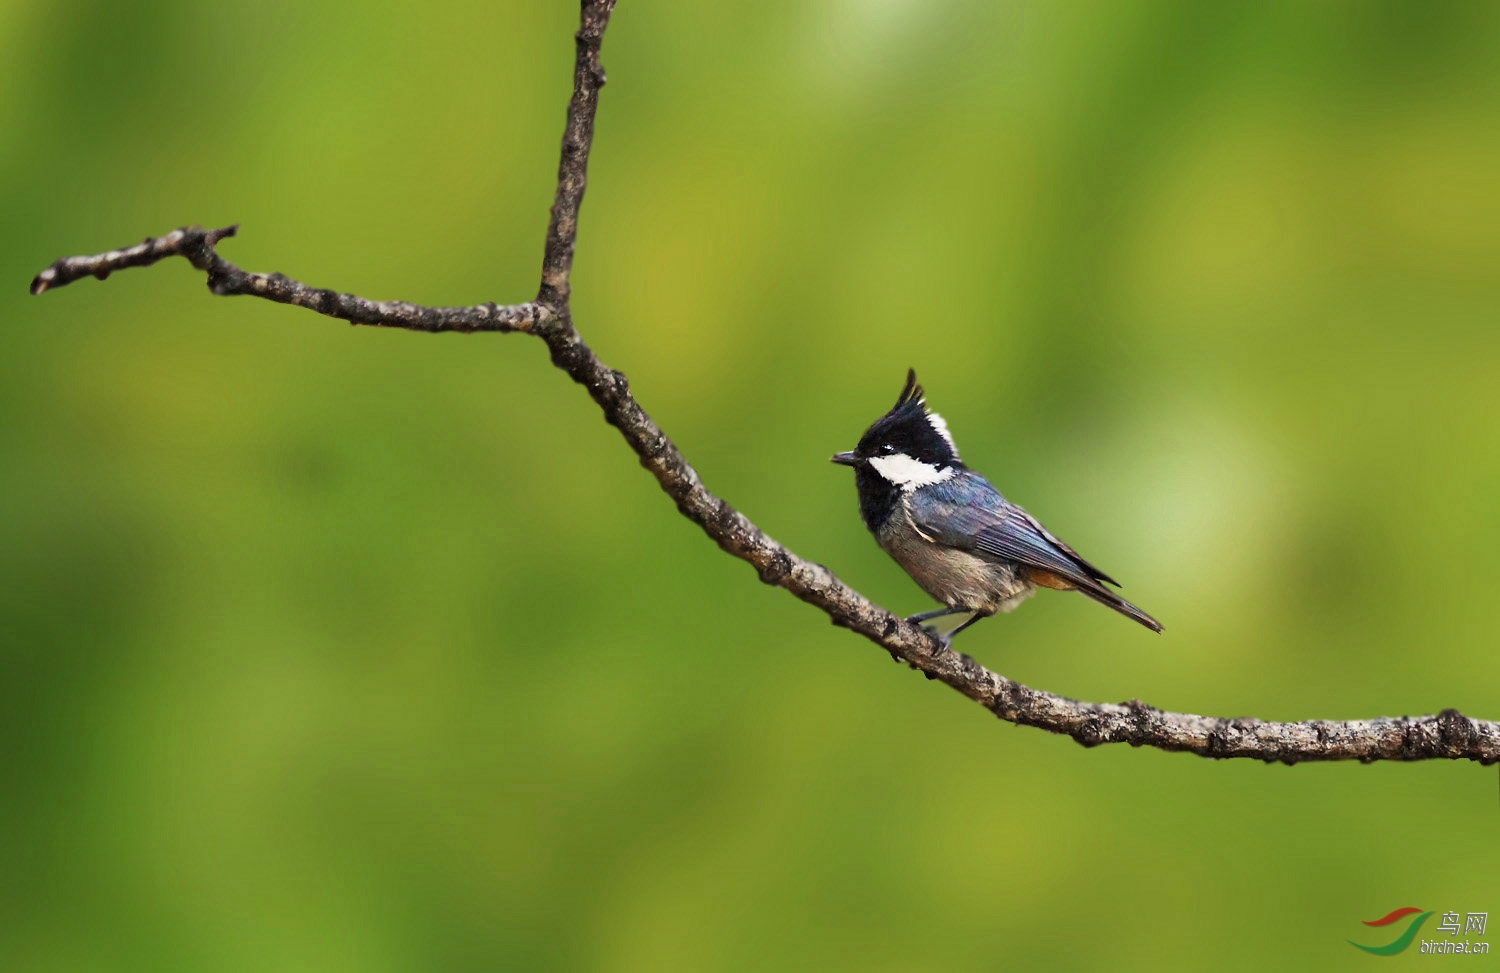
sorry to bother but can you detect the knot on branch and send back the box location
[1074,713,1109,749]
[1123,698,1159,746]
[755,550,793,586]
[1437,708,1478,757]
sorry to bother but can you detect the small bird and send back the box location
[831,370,1161,640]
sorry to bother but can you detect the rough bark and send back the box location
[29,0,1500,766]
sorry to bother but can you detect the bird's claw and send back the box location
[913,622,951,651]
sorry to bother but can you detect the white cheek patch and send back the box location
[868,452,956,490]
[926,411,958,458]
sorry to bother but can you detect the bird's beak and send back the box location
[830,451,860,466]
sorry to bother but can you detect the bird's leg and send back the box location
[943,612,984,641]
[906,606,965,625]
[906,606,980,650]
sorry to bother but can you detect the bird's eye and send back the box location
[880,444,896,455]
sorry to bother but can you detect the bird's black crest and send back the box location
[893,368,923,411]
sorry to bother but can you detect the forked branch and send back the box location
[30,0,1500,766]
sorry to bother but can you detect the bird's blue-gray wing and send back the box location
[909,476,1120,588]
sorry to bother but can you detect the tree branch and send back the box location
[29,0,1500,767]
[30,224,547,333]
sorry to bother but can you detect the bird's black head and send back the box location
[831,370,962,530]
[831,369,960,473]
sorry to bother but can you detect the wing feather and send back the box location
[974,508,1120,589]
[906,480,1119,589]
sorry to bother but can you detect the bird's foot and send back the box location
[905,607,979,648]
[911,622,952,651]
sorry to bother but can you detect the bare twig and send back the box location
[31,225,546,333]
[539,0,614,309]
[29,0,1500,766]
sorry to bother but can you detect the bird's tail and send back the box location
[1076,584,1163,633]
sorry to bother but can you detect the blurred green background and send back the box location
[5,1,1500,969]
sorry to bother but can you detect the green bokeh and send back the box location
[5,1,1500,969]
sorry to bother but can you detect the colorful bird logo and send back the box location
[1348,907,1434,955]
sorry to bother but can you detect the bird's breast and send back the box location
[876,504,1033,614]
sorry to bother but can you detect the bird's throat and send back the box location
[855,467,902,535]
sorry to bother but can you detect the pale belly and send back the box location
[877,513,1035,615]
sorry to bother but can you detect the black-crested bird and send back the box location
[831,370,1161,640]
